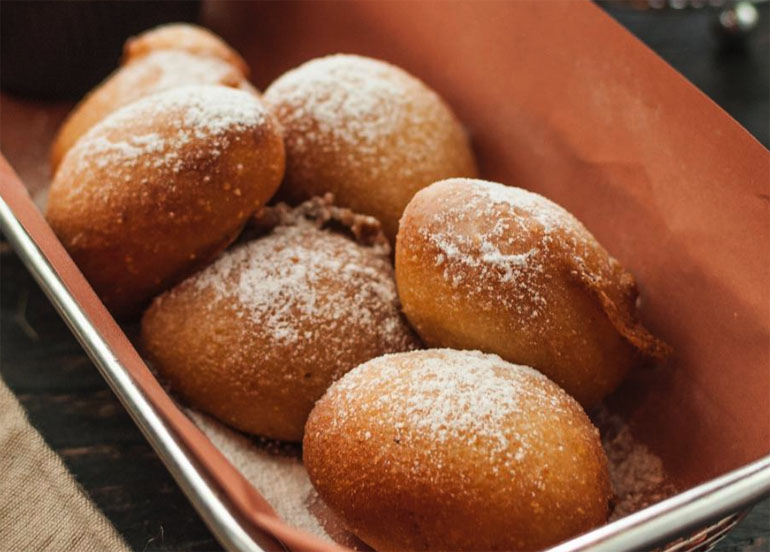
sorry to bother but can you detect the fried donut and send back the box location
[122,23,249,74]
[51,24,251,171]
[304,348,611,551]
[141,197,420,442]
[46,85,284,317]
[395,178,670,407]
[263,54,477,241]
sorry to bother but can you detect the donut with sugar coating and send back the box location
[304,348,611,551]
[395,178,670,407]
[141,197,420,441]
[46,85,284,317]
[51,23,252,171]
[263,54,477,242]
[122,23,249,74]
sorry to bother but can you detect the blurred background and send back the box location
[1,0,767,146]
[0,2,768,551]
[1,0,767,203]
[602,0,769,147]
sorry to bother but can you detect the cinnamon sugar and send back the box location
[593,406,679,521]
[246,194,388,249]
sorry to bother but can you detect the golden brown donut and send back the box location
[46,85,284,317]
[304,348,611,551]
[51,24,251,171]
[122,23,249,74]
[141,197,420,442]
[395,178,670,408]
[263,54,477,242]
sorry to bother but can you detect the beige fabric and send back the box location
[0,377,129,552]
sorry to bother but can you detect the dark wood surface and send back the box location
[1,4,768,551]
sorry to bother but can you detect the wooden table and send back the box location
[1,4,768,551]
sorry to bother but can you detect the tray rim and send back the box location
[0,167,277,552]
[1,158,769,552]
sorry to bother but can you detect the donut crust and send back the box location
[122,23,249,75]
[304,349,611,551]
[395,178,670,407]
[51,24,251,171]
[264,54,477,242]
[46,85,284,317]
[141,197,419,441]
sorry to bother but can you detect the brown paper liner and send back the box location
[1,0,769,549]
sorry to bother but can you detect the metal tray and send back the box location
[2,156,769,552]
[2,2,769,549]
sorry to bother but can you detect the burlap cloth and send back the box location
[0,377,129,552]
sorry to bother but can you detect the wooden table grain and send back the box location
[1,4,768,551]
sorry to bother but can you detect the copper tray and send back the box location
[1,2,769,551]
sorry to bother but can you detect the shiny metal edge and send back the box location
[547,450,770,551]
[663,510,748,552]
[3,192,770,552]
[0,196,271,552]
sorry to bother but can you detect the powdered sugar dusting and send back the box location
[184,361,675,547]
[417,178,612,320]
[189,215,414,354]
[66,85,267,180]
[474,179,582,234]
[113,49,243,101]
[322,349,577,475]
[102,84,265,140]
[264,54,464,180]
